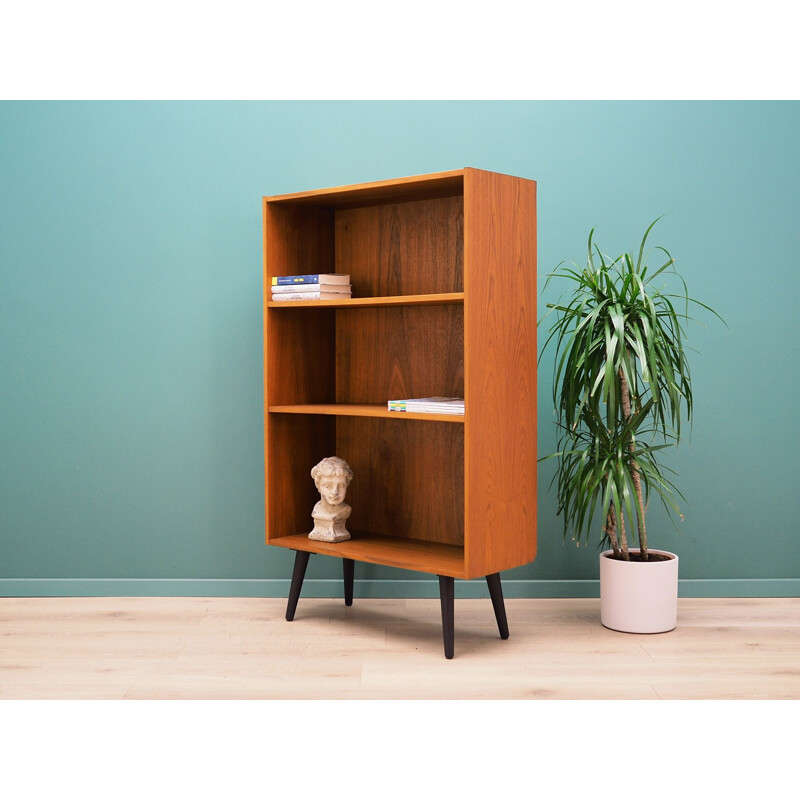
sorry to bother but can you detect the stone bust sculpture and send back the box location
[308,457,354,543]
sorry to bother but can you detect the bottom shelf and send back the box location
[269,532,466,579]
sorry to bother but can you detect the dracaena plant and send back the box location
[541,219,722,561]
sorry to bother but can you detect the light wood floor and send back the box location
[1,596,798,699]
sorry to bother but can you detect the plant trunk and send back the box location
[605,502,621,557]
[619,364,648,560]
[612,501,630,560]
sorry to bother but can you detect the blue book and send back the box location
[272,273,350,286]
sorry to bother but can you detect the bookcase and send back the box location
[262,168,537,657]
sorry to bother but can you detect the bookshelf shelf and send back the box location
[268,292,464,309]
[268,403,465,423]
[270,533,466,579]
[262,168,537,657]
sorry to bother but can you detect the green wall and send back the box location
[1,101,798,597]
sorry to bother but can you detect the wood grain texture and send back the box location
[268,404,465,422]
[263,201,337,404]
[334,416,464,547]
[336,305,463,404]
[335,195,463,296]
[264,169,464,208]
[267,414,335,543]
[263,201,335,278]
[264,200,338,544]
[267,308,335,405]
[263,169,536,581]
[270,533,465,578]
[3,598,798,699]
[463,168,537,578]
[267,292,463,308]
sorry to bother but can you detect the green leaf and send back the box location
[540,217,723,549]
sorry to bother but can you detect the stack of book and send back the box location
[387,397,465,415]
[270,273,352,301]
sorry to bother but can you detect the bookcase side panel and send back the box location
[264,200,337,407]
[334,195,463,297]
[268,309,336,406]
[335,417,464,547]
[267,415,336,543]
[264,202,335,279]
[263,201,337,543]
[463,169,538,578]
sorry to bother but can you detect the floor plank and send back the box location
[1,597,798,700]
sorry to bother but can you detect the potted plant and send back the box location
[540,219,722,633]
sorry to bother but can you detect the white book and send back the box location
[408,409,464,415]
[404,397,464,407]
[388,397,464,413]
[272,283,352,295]
[272,290,352,301]
[388,407,464,415]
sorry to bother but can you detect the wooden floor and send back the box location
[1,596,798,699]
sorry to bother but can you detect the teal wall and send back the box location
[2,101,798,597]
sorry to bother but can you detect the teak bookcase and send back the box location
[262,168,537,658]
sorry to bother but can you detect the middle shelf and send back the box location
[269,403,465,422]
[267,292,464,309]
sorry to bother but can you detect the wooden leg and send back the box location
[486,572,510,639]
[285,550,311,621]
[438,575,455,659]
[343,558,354,606]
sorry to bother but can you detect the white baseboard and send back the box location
[1,578,798,598]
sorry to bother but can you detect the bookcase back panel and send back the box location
[267,415,336,542]
[335,305,463,404]
[335,417,464,547]
[334,196,463,297]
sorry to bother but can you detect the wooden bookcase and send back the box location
[262,168,537,657]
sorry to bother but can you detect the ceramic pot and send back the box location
[599,549,679,633]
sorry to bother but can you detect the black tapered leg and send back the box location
[486,572,510,639]
[285,550,311,621]
[438,575,455,659]
[343,558,354,606]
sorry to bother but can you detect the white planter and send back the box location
[599,549,679,633]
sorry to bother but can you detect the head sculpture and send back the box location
[311,457,354,507]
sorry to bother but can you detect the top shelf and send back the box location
[267,292,464,309]
[263,169,465,208]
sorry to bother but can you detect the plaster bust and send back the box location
[308,457,354,543]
